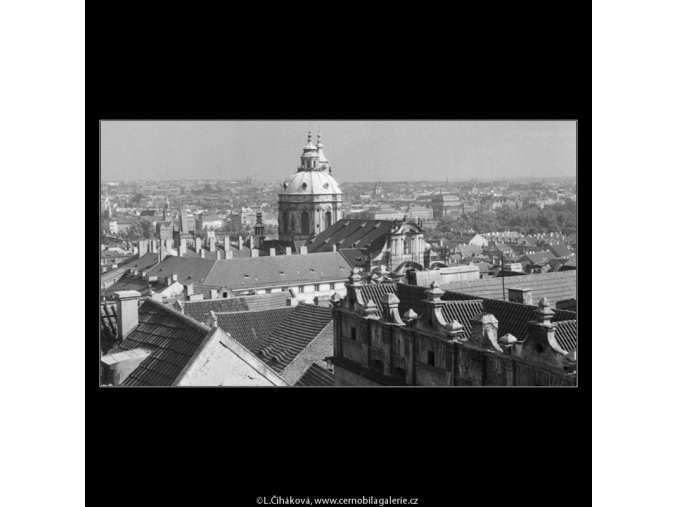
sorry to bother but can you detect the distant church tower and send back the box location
[278,131,343,246]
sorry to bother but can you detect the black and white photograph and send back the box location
[99,120,577,387]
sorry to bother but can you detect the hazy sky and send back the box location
[101,120,576,182]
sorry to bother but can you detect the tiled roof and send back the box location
[294,363,335,386]
[216,307,295,354]
[100,303,118,352]
[482,299,576,341]
[147,255,215,285]
[258,304,334,373]
[554,320,577,352]
[102,274,151,298]
[439,300,486,340]
[182,298,250,322]
[201,252,351,290]
[358,283,398,317]
[125,252,160,271]
[521,251,556,265]
[101,267,126,284]
[307,219,393,256]
[243,292,292,311]
[338,248,370,269]
[440,271,577,304]
[548,244,574,258]
[350,281,577,343]
[109,299,212,386]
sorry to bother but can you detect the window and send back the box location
[350,327,356,341]
[329,283,335,290]
[314,284,320,291]
[427,350,435,366]
[404,238,411,255]
[301,212,310,234]
[325,211,332,229]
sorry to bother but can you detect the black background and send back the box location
[88,4,590,505]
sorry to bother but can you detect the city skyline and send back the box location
[101,120,577,182]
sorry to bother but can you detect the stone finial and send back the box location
[498,333,518,345]
[535,297,555,324]
[446,319,465,341]
[380,292,404,325]
[425,280,444,303]
[364,299,379,319]
[403,308,418,322]
[206,311,218,328]
[348,267,363,286]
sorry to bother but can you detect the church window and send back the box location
[325,211,332,229]
[427,350,435,366]
[301,212,310,234]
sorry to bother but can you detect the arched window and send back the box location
[301,212,310,235]
[325,211,332,229]
[290,214,295,232]
[281,211,287,233]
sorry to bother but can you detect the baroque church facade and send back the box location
[278,132,344,246]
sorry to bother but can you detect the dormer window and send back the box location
[302,182,308,190]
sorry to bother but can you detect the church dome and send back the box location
[280,170,342,195]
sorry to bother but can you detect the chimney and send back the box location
[216,250,223,260]
[149,239,156,253]
[184,283,194,296]
[171,273,178,283]
[138,239,148,257]
[209,237,216,252]
[225,250,233,260]
[200,249,206,258]
[238,235,243,249]
[251,248,259,258]
[209,289,219,300]
[299,246,308,255]
[332,244,337,252]
[269,248,276,257]
[195,237,202,252]
[187,294,204,301]
[113,290,140,341]
[508,287,534,305]
[224,238,230,251]
[285,247,292,255]
[178,243,187,257]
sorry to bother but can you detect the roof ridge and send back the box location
[143,297,211,333]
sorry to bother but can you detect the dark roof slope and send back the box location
[439,300,485,340]
[308,219,393,255]
[216,307,295,354]
[258,304,334,373]
[338,248,370,269]
[100,303,118,352]
[295,363,335,386]
[244,292,292,311]
[554,320,577,352]
[202,252,350,290]
[521,251,556,265]
[147,255,216,285]
[440,271,576,304]
[108,299,211,386]
[182,298,250,322]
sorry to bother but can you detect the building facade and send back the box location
[278,132,344,245]
[330,271,577,386]
[431,193,462,220]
